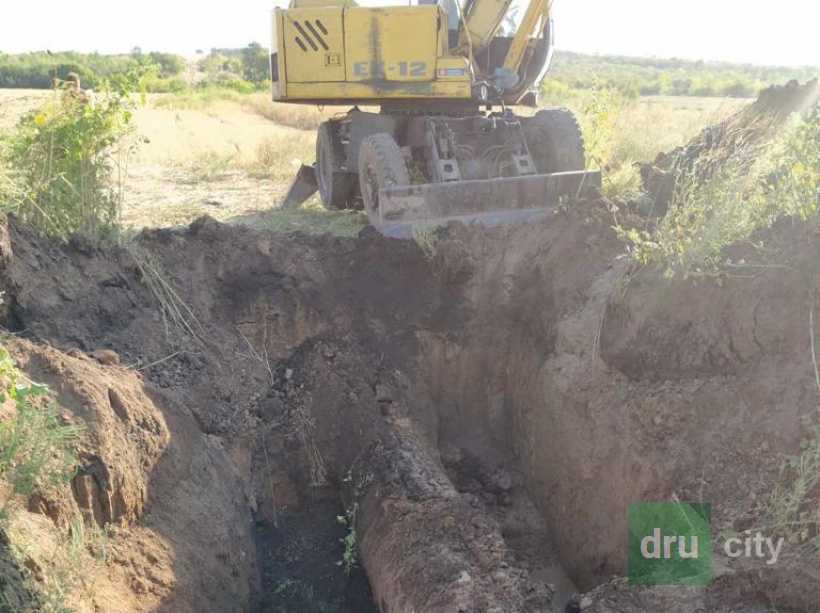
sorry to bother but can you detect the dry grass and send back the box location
[0,89,52,130]
[243,132,315,182]
[614,96,745,162]
[241,94,333,130]
[152,89,335,131]
[235,200,367,237]
[119,97,319,229]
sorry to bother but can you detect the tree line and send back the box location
[0,46,814,98]
[549,51,817,98]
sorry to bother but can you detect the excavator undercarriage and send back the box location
[284,107,600,236]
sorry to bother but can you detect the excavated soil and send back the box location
[1,83,819,613]
[0,199,818,612]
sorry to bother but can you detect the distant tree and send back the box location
[148,52,186,77]
[241,42,269,84]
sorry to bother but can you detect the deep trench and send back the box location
[239,321,581,612]
[3,210,820,613]
[2,215,597,612]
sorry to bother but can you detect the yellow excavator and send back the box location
[272,0,600,236]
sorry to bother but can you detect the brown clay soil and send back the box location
[1,83,819,613]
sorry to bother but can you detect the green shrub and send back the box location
[1,78,137,242]
[0,51,186,90]
[573,86,643,200]
[0,346,81,510]
[199,44,273,87]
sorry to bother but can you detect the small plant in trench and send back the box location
[335,466,374,576]
[336,502,359,575]
[767,418,820,553]
[412,225,443,260]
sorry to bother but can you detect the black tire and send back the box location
[316,121,354,209]
[525,108,586,173]
[358,133,409,226]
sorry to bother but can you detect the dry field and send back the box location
[0,87,746,235]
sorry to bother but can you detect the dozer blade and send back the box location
[376,170,602,238]
[281,164,318,209]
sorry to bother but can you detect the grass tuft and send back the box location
[240,200,367,237]
[617,106,819,276]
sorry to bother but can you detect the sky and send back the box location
[0,0,818,67]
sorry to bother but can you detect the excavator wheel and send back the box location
[358,133,410,226]
[316,121,355,209]
[525,108,586,174]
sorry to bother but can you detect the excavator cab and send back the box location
[274,0,601,236]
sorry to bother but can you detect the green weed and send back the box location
[767,417,820,553]
[1,77,138,242]
[0,344,84,613]
[336,502,359,575]
[0,346,81,510]
[618,107,819,276]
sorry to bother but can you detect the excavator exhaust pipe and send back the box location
[375,170,602,237]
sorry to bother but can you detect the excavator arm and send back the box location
[458,0,554,102]
[502,0,551,73]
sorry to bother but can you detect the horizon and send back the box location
[1,0,818,69]
[2,46,818,72]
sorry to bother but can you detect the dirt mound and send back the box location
[641,79,819,210]
[1,201,819,612]
[2,336,256,613]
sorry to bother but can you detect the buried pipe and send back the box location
[346,420,552,613]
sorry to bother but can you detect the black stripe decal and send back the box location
[304,21,329,50]
[292,21,318,51]
[315,19,328,35]
[294,37,308,52]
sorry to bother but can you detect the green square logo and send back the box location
[628,502,713,585]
